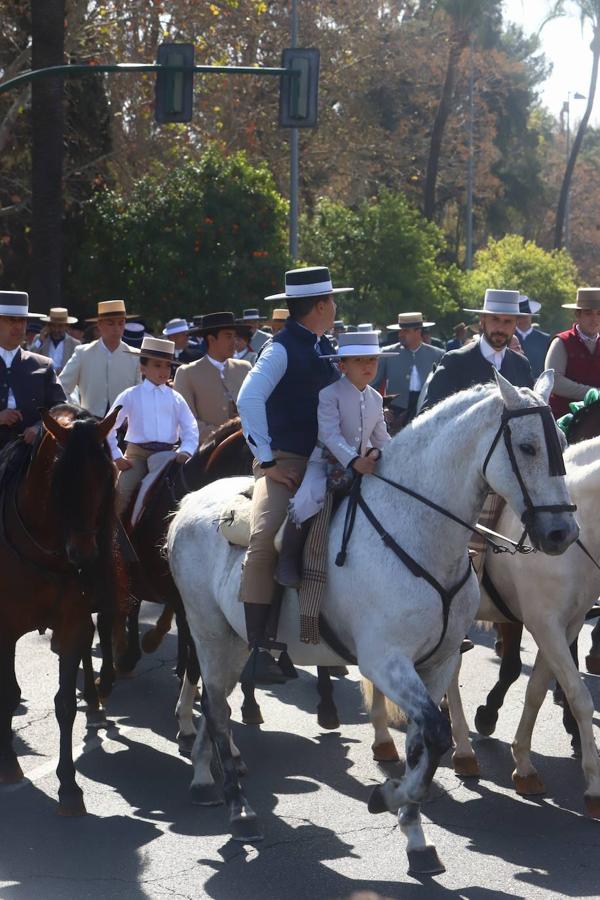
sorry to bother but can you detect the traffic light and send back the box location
[279,48,320,128]
[155,43,194,124]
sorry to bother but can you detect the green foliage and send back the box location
[67,147,290,323]
[300,190,462,333]
[462,234,578,333]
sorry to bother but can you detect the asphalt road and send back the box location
[1,605,600,900]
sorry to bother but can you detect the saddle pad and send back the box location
[130,451,176,528]
[217,484,286,551]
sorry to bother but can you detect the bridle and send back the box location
[482,404,577,551]
[334,401,577,666]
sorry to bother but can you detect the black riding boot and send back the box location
[240,602,292,686]
[275,517,312,588]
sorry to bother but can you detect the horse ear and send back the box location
[40,408,70,447]
[494,369,522,409]
[96,405,121,444]
[533,369,555,404]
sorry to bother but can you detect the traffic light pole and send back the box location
[0,62,289,95]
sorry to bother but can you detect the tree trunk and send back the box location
[30,0,65,308]
[423,33,466,221]
[554,28,600,250]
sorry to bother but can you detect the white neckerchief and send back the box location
[407,342,423,392]
[0,346,20,408]
[480,335,507,370]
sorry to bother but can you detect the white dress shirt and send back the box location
[237,340,289,463]
[48,339,65,370]
[576,324,599,351]
[479,335,507,370]
[106,379,199,460]
[516,326,533,341]
[0,346,19,408]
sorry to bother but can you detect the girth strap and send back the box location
[481,567,521,624]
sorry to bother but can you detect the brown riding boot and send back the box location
[275,517,311,588]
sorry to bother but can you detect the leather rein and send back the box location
[335,403,577,667]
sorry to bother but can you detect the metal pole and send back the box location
[465,42,474,270]
[290,0,299,261]
[565,93,571,251]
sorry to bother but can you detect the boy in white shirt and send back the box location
[276,330,396,587]
[107,335,199,516]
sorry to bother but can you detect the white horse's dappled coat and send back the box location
[167,372,578,873]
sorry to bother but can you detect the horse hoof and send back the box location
[190,783,223,806]
[86,709,108,730]
[328,666,349,677]
[474,705,498,737]
[177,732,196,757]
[0,760,24,784]
[407,846,446,876]
[317,704,340,731]
[368,785,388,815]
[241,704,264,726]
[585,655,600,675]
[231,812,263,843]
[512,771,545,796]
[372,740,400,763]
[141,629,163,654]
[584,794,600,818]
[57,796,87,816]
[452,753,480,778]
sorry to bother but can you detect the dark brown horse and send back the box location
[0,404,122,814]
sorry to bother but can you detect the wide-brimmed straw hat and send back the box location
[0,291,41,319]
[463,289,521,316]
[265,266,353,303]
[264,308,289,327]
[323,331,398,359]
[162,317,199,336]
[518,295,541,316]
[387,311,435,331]
[86,299,138,323]
[40,306,78,325]
[562,287,600,310]
[140,336,175,360]
[194,311,236,334]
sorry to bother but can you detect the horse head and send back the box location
[41,406,119,568]
[483,371,579,555]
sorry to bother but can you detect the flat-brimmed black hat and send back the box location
[194,311,236,334]
[265,266,353,303]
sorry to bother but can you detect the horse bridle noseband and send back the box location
[335,402,577,666]
[482,405,577,550]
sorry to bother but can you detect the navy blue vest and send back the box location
[267,319,338,456]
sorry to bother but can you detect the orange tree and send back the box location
[67,146,289,324]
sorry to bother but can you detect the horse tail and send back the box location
[360,678,406,726]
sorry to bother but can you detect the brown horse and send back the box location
[0,404,122,814]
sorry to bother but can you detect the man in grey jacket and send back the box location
[373,311,443,432]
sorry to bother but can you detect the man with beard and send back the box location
[421,289,533,412]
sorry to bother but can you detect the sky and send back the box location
[502,0,597,124]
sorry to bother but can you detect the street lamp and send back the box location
[563,90,586,250]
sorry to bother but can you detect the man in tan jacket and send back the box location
[59,299,141,417]
[174,311,251,445]
[39,307,80,374]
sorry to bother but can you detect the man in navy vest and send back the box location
[515,296,551,379]
[237,266,352,684]
[0,291,66,450]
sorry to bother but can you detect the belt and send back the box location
[134,441,175,452]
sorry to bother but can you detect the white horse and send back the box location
[166,372,578,876]
[445,433,600,817]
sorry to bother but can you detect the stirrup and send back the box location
[240,646,286,686]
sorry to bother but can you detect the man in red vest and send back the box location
[546,288,600,418]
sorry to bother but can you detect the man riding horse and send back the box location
[236,266,352,684]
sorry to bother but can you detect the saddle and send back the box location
[129,450,176,528]
[217,483,285,552]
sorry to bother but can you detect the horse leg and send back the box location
[474,622,523,736]
[240,680,264,726]
[0,638,23,784]
[368,685,399,762]
[317,666,340,730]
[116,601,142,674]
[554,637,578,707]
[142,604,174,654]
[176,674,199,757]
[585,618,600,675]
[366,653,453,876]
[175,610,190,683]
[55,636,88,815]
[95,610,115,702]
[446,657,479,778]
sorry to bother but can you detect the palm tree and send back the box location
[423,0,499,221]
[545,1,600,249]
[30,0,65,308]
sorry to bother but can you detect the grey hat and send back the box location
[463,289,521,316]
